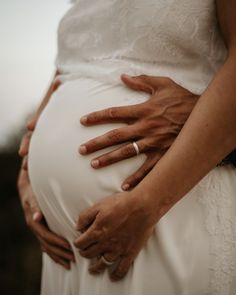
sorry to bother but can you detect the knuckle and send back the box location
[89,267,101,275]
[146,118,159,130]
[80,250,91,258]
[107,129,121,143]
[138,74,148,81]
[95,214,104,226]
[89,230,100,241]
[95,214,106,232]
[164,76,173,84]
[121,145,134,157]
[89,263,105,274]
[78,214,87,225]
[107,107,118,119]
[137,104,151,117]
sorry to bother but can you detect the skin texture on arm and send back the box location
[74,0,236,281]
[135,0,236,214]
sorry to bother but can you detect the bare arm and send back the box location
[132,0,236,219]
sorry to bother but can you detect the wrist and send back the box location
[129,186,163,227]
[129,178,180,226]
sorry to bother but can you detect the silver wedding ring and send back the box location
[101,255,116,266]
[132,141,140,155]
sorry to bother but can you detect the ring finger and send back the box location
[89,252,120,274]
[79,124,142,155]
[90,140,144,169]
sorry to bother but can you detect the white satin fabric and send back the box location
[28,1,236,294]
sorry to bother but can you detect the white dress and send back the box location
[28,1,236,294]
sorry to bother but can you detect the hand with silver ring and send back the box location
[88,254,120,275]
[74,192,156,281]
[132,141,140,155]
[101,254,117,266]
[79,74,199,190]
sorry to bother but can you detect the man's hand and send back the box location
[74,191,156,281]
[79,74,199,190]
[17,167,75,270]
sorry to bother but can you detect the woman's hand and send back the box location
[79,74,199,189]
[17,167,75,270]
[18,116,38,170]
[74,191,158,281]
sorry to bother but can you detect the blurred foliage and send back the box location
[0,131,41,295]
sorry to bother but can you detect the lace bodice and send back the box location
[55,0,227,94]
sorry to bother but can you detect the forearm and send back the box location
[134,54,236,221]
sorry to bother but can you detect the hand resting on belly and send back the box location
[79,74,199,189]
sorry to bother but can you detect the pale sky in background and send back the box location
[0,0,71,147]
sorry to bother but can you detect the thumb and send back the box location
[76,207,99,232]
[121,74,164,94]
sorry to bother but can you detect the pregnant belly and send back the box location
[28,78,147,238]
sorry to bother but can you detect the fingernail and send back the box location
[33,212,40,221]
[64,244,72,250]
[79,145,87,154]
[91,159,100,168]
[122,183,130,191]
[80,116,87,124]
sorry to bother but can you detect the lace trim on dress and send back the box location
[196,168,236,295]
[55,0,227,95]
